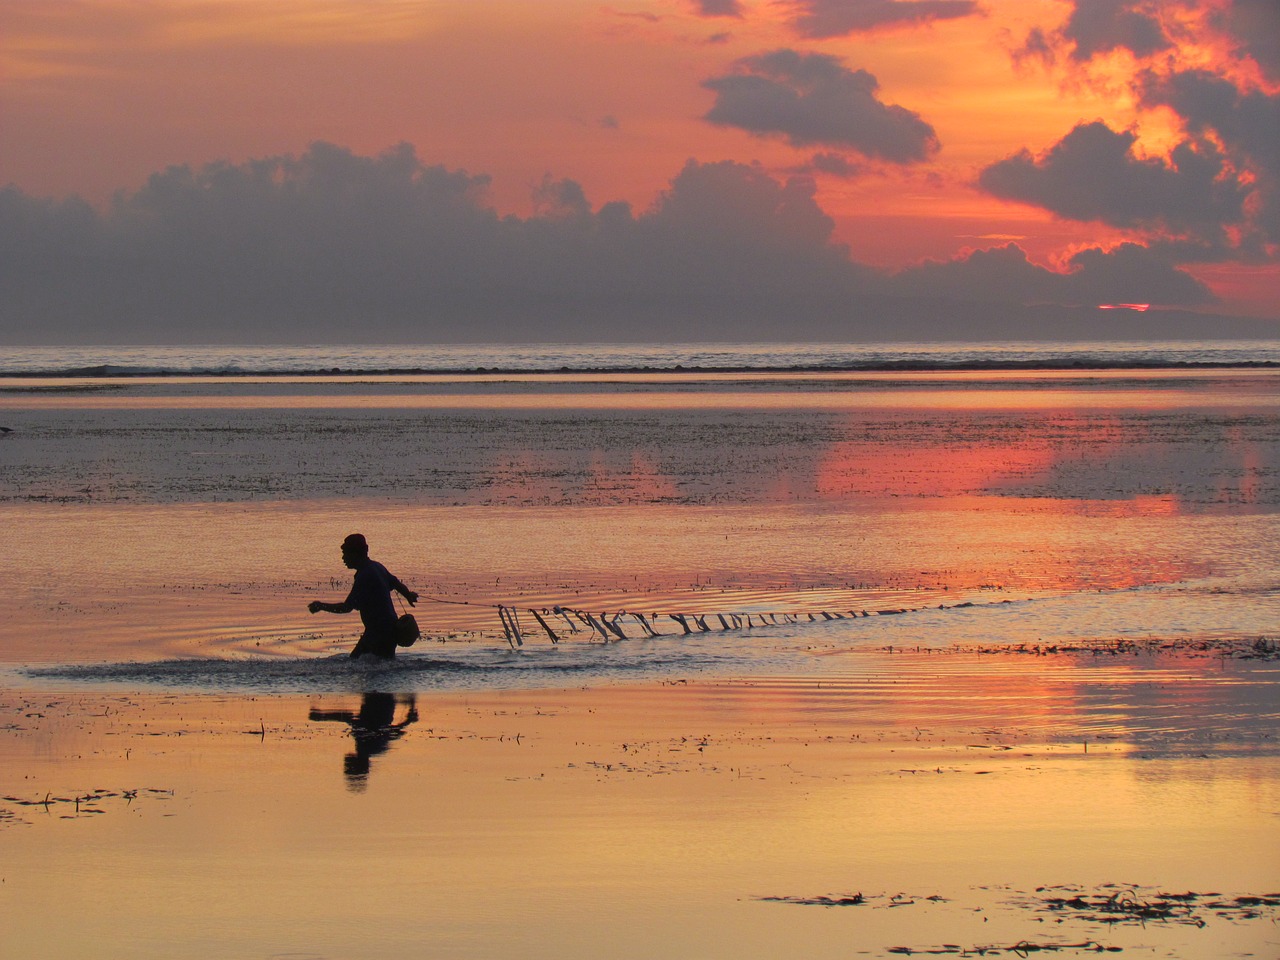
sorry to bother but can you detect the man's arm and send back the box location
[310,577,361,615]
[388,574,418,606]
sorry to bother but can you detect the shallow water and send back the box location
[3,497,1277,683]
[2,366,1278,958]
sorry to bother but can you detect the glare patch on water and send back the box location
[810,576,1280,650]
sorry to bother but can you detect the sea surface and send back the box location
[3,339,1279,374]
[2,348,1276,697]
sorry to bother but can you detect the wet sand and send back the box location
[1,368,1278,958]
[4,651,1278,959]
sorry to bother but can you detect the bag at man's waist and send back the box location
[395,613,421,647]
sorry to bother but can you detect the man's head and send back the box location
[341,533,369,568]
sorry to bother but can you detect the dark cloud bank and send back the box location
[0,142,1273,345]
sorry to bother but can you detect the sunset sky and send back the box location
[1,0,1277,343]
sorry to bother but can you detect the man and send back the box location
[308,533,419,659]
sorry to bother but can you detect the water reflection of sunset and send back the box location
[7,663,1277,958]
[814,434,1059,501]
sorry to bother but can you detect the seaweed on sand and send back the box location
[1037,887,1280,926]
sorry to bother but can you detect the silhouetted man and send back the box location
[308,533,418,659]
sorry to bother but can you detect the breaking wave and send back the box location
[4,340,1279,376]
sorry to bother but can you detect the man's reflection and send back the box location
[309,692,418,790]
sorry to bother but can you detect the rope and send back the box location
[419,594,498,608]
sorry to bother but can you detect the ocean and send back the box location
[3,339,1279,374]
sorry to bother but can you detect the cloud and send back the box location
[1214,0,1280,83]
[690,0,745,17]
[1060,242,1216,305]
[1140,68,1280,242]
[1062,0,1171,61]
[1015,2,1277,81]
[889,242,1214,307]
[785,0,979,38]
[702,50,940,163]
[0,144,866,342]
[0,143,1267,344]
[1012,26,1057,69]
[1043,1,1277,79]
[978,120,1247,238]
[890,244,1061,303]
[802,152,869,178]
[1001,4,1278,261]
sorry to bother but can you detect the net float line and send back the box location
[492,602,968,649]
[417,592,990,650]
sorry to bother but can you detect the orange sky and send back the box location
[2,2,1135,209]
[1,0,1277,333]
